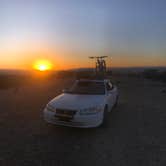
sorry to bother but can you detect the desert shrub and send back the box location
[0,75,29,89]
[142,69,166,82]
[55,71,75,78]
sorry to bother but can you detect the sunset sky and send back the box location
[0,0,166,70]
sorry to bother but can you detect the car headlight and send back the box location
[46,104,56,112]
[79,106,103,115]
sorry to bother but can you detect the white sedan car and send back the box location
[44,79,118,128]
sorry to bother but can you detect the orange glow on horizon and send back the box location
[0,43,166,70]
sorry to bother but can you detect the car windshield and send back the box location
[67,81,105,95]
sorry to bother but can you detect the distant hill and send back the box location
[0,69,31,76]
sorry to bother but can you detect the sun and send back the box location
[33,60,52,71]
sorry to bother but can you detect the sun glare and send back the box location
[33,60,52,71]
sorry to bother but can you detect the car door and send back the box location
[106,82,116,111]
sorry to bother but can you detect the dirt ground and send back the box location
[0,76,166,166]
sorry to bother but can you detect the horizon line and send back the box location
[0,66,166,71]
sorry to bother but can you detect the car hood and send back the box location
[48,93,105,110]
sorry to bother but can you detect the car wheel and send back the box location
[101,105,109,127]
[114,95,119,108]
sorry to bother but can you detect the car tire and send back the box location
[114,95,119,108]
[101,105,109,128]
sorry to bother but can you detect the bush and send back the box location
[142,69,166,82]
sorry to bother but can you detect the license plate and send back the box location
[54,115,72,122]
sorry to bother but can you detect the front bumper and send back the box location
[43,108,103,128]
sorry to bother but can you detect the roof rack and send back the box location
[89,56,108,75]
